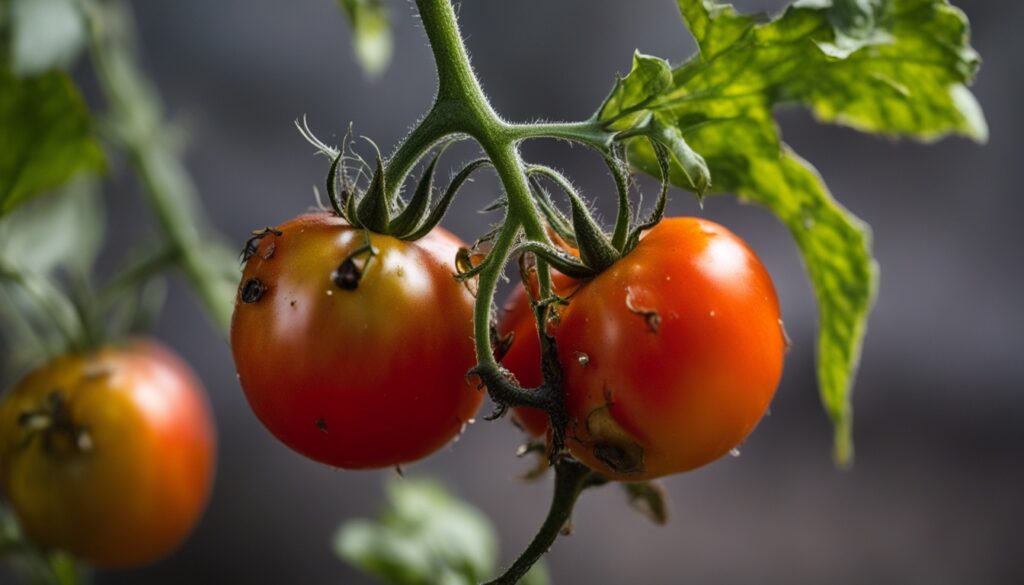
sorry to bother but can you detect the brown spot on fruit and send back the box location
[316,418,328,433]
[240,278,267,303]
[333,258,361,290]
[584,400,645,475]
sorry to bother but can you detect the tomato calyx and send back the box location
[16,391,93,457]
[519,140,672,279]
[299,122,494,241]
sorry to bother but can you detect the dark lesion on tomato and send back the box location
[584,389,645,475]
[315,417,328,433]
[332,234,379,291]
[240,278,267,303]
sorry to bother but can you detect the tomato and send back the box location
[499,217,785,481]
[0,341,215,568]
[231,212,482,469]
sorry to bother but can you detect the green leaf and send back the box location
[599,0,983,464]
[597,51,673,130]
[646,116,711,195]
[336,0,393,78]
[0,178,104,275]
[336,479,497,585]
[0,69,105,215]
[7,0,86,75]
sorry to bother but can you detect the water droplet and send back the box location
[326,290,333,296]
[575,352,590,366]
[729,447,742,458]
[467,418,477,425]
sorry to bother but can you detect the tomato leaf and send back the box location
[335,0,393,78]
[0,179,104,276]
[0,69,105,216]
[598,0,984,465]
[336,479,497,585]
[6,0,86,76]
[597,52,673,130]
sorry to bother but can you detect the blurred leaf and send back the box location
[621,481,669,526]
[337,479,497,585]
[336,0,392,78]
[0,178,104,275]
[597,0,984,464]
[7,0,86,75]
[0,69,104,215]
[0,505,88,585]
[520,558,551,585]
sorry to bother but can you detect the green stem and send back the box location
[510,120,614,150]
[79,0,233,333]
[484,460,602,585]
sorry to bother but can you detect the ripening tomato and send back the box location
[231,212,482,469]
[0,341,215,568]
[499,217,786,481]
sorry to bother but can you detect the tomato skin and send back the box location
[0,341,216,568]
[230,212,482,469]
[499,218,785,480]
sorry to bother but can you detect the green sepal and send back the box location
[326,150,351,221]
[355,155,391,232]
[512,242,594,280]
[566,185,619,273]
[526,176,576,248]
[391,144,448,238]
[624,139,670,252]
[403,158,491,241]
[606,147,633,252]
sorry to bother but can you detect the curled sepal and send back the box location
[355,153,391,233]
[606,145,633,252]
[511,242,594,280]
[325,150,351,220]
[390,144,449,238]
[528,165,619,272]
[624,139,670,252]
[527,176,577,248]
[403,158,491,241]
[621,481,669,526]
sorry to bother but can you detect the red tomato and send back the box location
[499,217,785,480]
[231,212,482,469]
[0,341,215,568]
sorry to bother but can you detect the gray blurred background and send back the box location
[29,0,1024,583]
